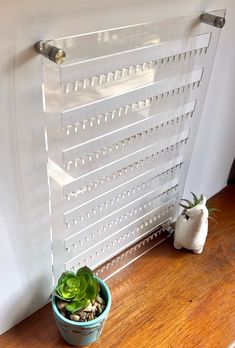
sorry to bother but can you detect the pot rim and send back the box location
[52,277,111,327]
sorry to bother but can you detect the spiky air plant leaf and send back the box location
[55,267,100,313]
[180,199,194,209]
[207,207,220,223]
[191,192,203,206]
[179,192,204,210]
[179,203,192,210]
[179,192,219,222]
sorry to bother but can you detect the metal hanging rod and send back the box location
[201,13,226,28]
[35,41,66,64]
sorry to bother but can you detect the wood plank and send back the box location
[1,185,235,348]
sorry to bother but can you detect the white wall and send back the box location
[0,0,234,335]
[184,0,235,198]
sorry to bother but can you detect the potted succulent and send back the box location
[174,192,219,254]
[52,266,111,347]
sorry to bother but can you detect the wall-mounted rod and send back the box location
[201,13,225,28]
[35,41,66,64]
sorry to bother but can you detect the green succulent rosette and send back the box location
[55,267,100,313]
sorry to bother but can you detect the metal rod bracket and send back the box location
[201,13,225,28]
[35,41,66,64]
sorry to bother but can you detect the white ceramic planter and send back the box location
[174,196,209,254]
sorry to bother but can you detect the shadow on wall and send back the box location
[228,158,235,184]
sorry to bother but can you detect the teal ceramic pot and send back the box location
[52,277,111,347]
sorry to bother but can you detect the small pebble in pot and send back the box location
[96,304,103,316]
[84,303,92,312]
[91,305,97,313]
[96,296,105,305]
[70,314,80,321]
[57,301,68,310]
[79,312,87,321]
[87,312,94,321]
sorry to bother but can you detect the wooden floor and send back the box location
[1,185,235,348]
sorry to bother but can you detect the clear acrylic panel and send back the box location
[41,10,225,282]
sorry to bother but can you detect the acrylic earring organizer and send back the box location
[38,10,225,282]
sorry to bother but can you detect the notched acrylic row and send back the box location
[94,219,173,279]
[64,136,188,201]
[63,110,193,171]
[64,184,178,253]
[64,162,183,230]
[63,47,207,93]
[65,202,175,271]
[63,81,200,135]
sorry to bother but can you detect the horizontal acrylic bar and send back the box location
[94,224,172,280]
[64,177,178,240]
[60,33,210,85]
[64,156,183,229]
[62,101,195,172]
[65,199,175,271]
[63,129,189,199]
[61,69,202,128]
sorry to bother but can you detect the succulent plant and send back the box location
[179,192,219,222]
[55,267,99,313]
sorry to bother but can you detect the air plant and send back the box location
[179,192,219,222]
[54,266,99,313]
